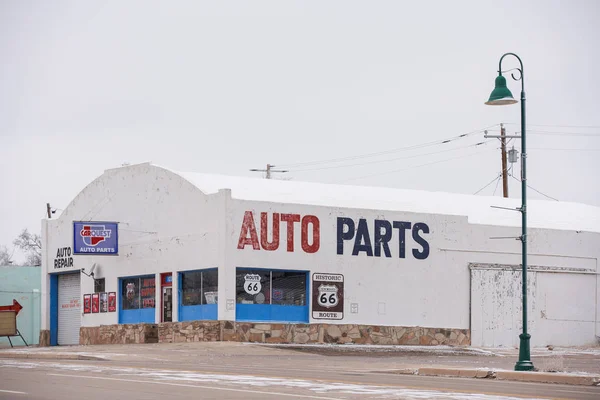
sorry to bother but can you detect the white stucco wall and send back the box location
[40,163,600,347]
[226,199,600,347]
[227,200,469,328]
[41,163,226,330]
[464,226,599,347]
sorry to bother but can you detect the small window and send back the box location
[94,278,105,293]
[181,269,218,306]
[121,276,155,310]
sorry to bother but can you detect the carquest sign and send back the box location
[73,221,119,255]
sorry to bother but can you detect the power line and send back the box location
[290,141,493,172]
[504,123,600,129]
[492,173,502,196]
[527,130,600,137]
[343,147,495,183]
[486,129,600,137]
[474,173,502,195]
[510,175,559,201]
[277,124,501,169]
[528,148,600,152]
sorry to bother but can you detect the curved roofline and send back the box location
[165,165,600,234]
[57,163,600,234]
[58,163,206,221]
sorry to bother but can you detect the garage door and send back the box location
[58,273,81,345]
[470,266,537,347]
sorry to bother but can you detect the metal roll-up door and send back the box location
[58,273,81,345]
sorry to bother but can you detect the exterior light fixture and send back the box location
[485,52,534,372]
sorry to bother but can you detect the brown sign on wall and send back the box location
[311,273,344,320]
[0,311,17,336]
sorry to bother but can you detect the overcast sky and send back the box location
[1,0,599,262]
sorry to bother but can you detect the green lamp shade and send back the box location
[485,74,517,105]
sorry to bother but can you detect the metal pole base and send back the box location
[515,333,534,371]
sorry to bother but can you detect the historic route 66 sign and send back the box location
[317,284,339,308]
[312,273,344,320]
[244,274,262,295]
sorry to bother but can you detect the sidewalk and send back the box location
[1,342,599,386]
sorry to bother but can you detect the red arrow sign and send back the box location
[0,299,23,316]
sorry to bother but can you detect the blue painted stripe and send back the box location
[49,275,58,346]
[179,304,218,321]
[119,308,155,324]
[236,304,308,323]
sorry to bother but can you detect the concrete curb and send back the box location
[377,367,600,386]
[0,352,105,361]
[374,368,418,375]
[496,371,600,386]
[418,367,493,379]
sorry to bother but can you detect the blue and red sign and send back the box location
[73,221,118,255]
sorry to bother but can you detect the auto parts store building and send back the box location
[39,163,600,347]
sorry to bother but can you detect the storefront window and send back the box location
[236,269,271,304]
[202,269,218,305]
[181,269,218,305]
[236,269,306,305]
[121,276,155,310]
[271,271,306,306]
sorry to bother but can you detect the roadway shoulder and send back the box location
[0,352,104,361]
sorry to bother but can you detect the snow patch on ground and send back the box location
[0,348,126,359]
[0,359,546,400]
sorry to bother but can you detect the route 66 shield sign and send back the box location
[317,284,339,308]
[244,274,262,295]
[312,273,344,320]
[126,283,135,300]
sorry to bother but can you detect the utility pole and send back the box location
[484,124,511,197]
[46,203,52,219]
[249,164,288,179]
[500,124,509,198]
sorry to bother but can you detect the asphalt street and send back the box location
[1,343,599,400]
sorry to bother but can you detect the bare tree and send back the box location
[13,229,42,266]
[0,245,14,266]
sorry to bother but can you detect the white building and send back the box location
[40,163,600,347]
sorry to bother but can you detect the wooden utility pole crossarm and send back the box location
[249,164,288,179]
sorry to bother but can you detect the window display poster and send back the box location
[140,277,156,308]
[311,273,344,320]
[100,292,108,313]
[108,292,117,312]
[92,293,100,313]
[83,294,91,314]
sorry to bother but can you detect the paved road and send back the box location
[1,344,599,400]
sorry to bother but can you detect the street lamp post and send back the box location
[485,52,534,371]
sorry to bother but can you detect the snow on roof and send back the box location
[162,165,600,233]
